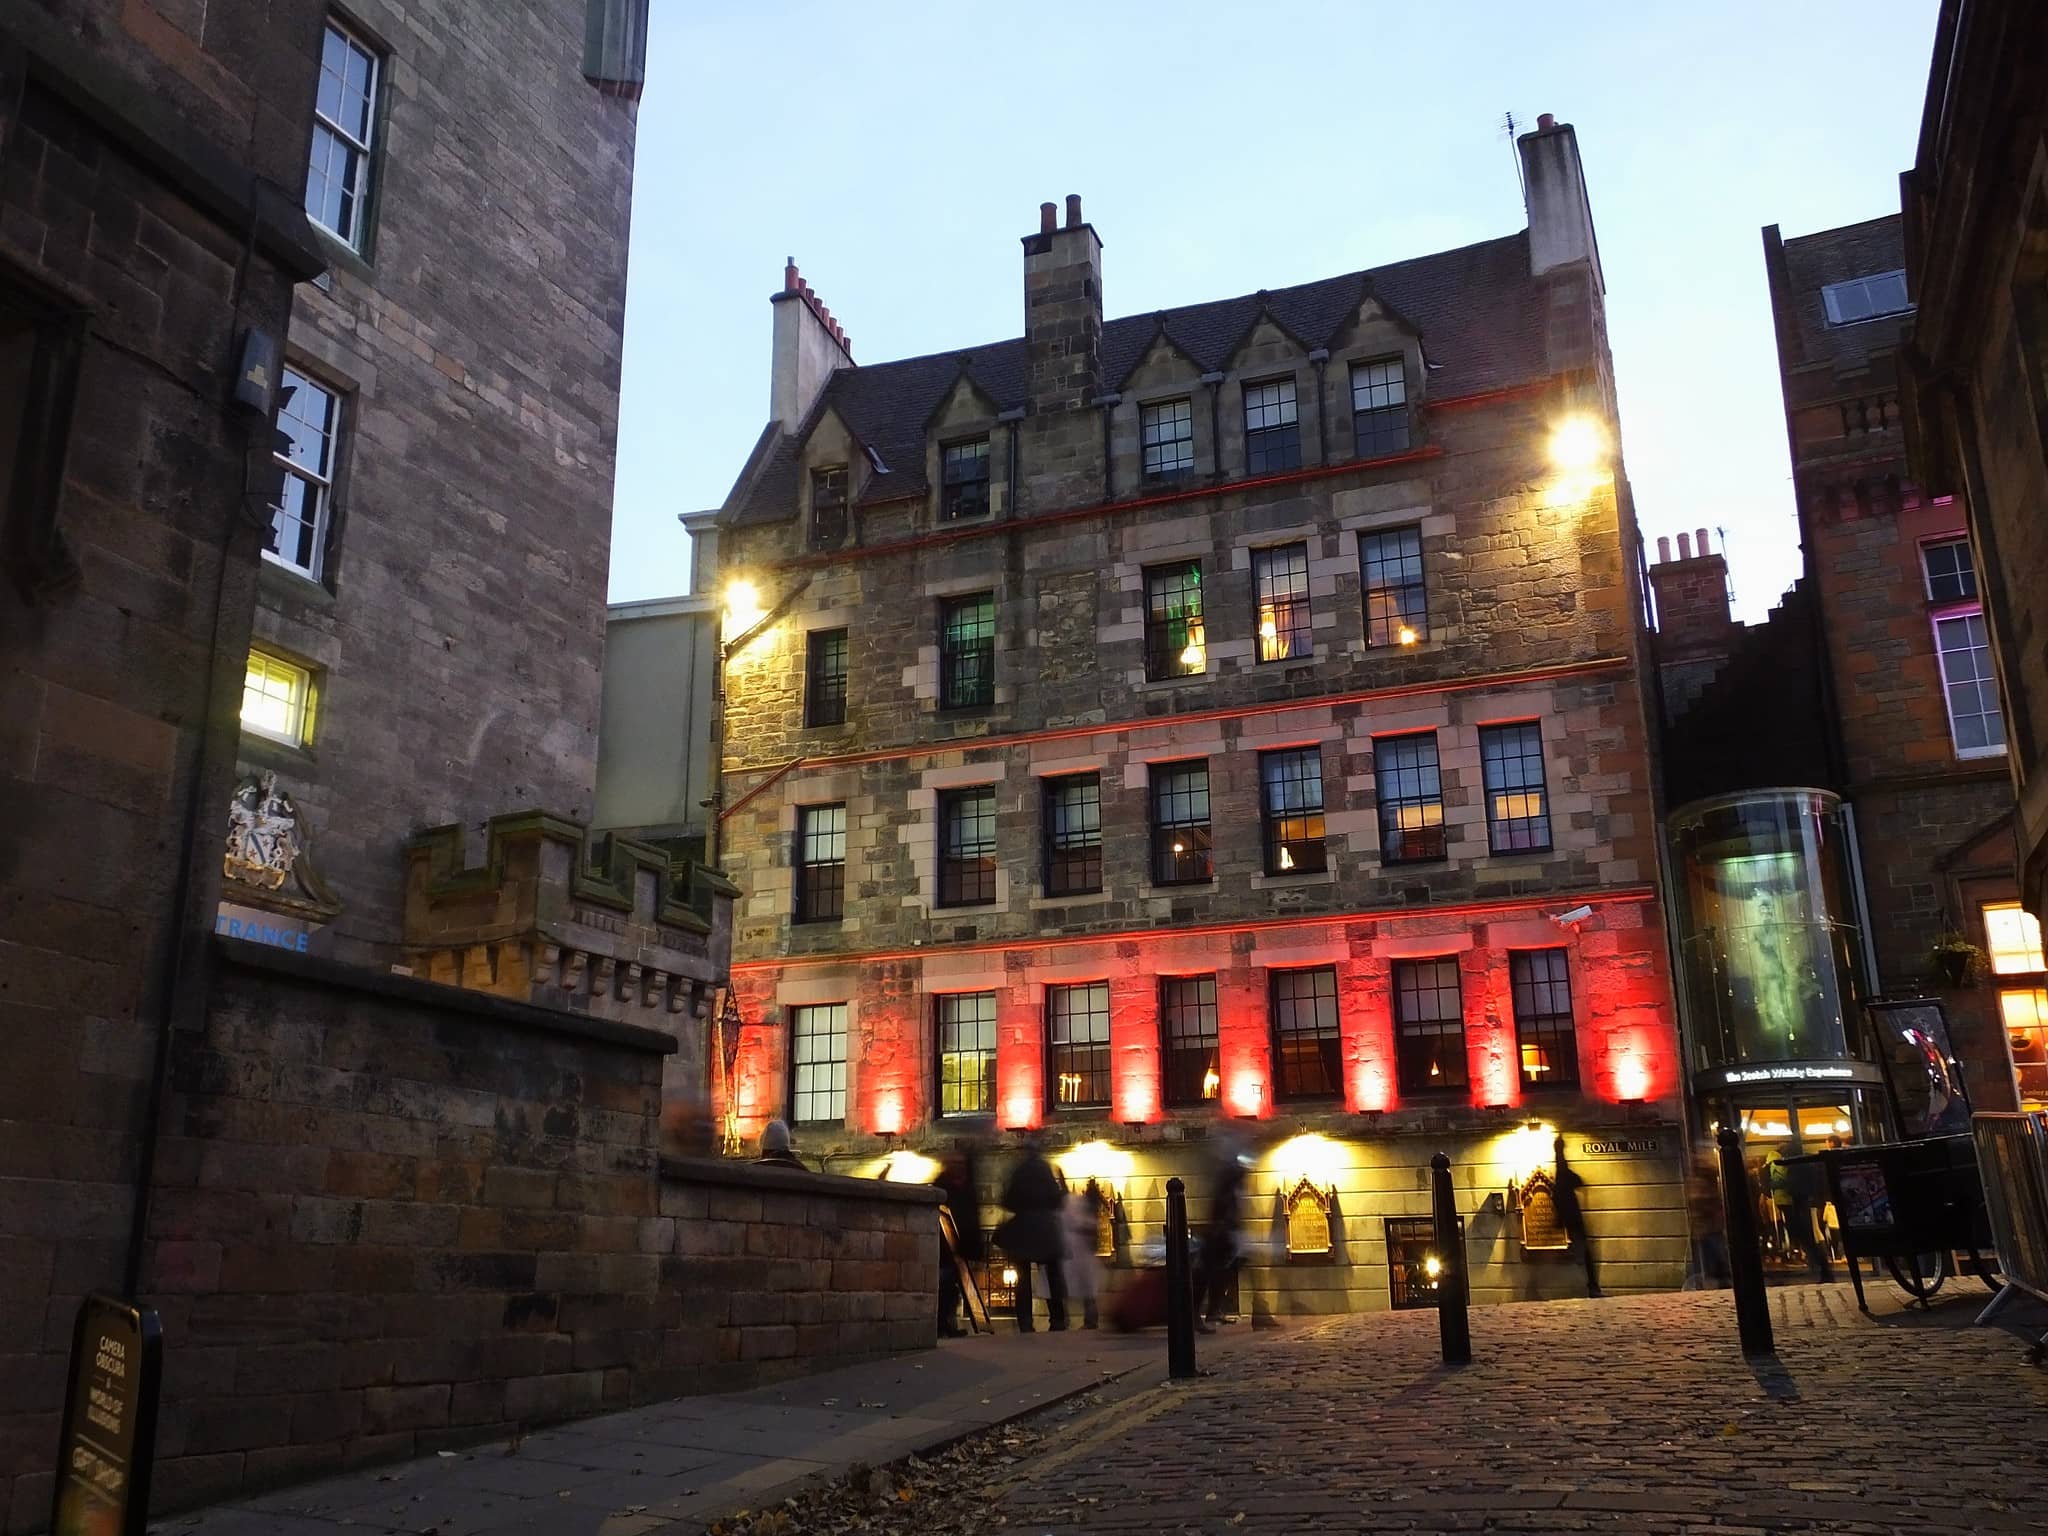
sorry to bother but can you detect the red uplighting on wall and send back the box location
[869,1092,906,1137]
[1610,1049,1652,1104]
[1115,1074,1157,1125]
[1227,1071,1265,1119]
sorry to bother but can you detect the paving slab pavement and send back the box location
[147,1326,1178,1536]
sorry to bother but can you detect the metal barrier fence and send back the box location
[1970,1112,2048,1343]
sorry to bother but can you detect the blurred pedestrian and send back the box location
[935,1143,983,1338]
[1064,1178,1106,1329]
[1194,1135,1247,1332]
[996,1136,1067,1331]
[1553,1135,1600,1297]
[755,1119,805,1170]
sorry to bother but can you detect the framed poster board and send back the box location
[1833,1161,1895,1232]
[1870,999,1972,1139]
[51,1295,161,1536]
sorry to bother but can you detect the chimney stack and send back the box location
[1517,113,1604,294]
[1647,526,1735,652]
[1018,194,1106,512]
[1022,192,1103,417]
[769,257,854,431]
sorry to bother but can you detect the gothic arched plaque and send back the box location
[1284,1178,1334,1261]
[1519,1170,1569,1251]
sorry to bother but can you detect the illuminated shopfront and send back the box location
[1669,789,1890,1175]
[1985,901,2048,1110]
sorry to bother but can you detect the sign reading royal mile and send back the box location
[51,1296,161,1536]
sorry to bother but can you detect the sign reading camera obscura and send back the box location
[51,1295,161,1536]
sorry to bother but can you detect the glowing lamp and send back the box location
[1423,1254,1443,1280]
[723,578,764,635]
[1180,641,1205,670]
[870,1094,905,1137]
[1202,1063,1220,1101]
[1611,1053,1652,1104]
[1000,1266,1019,1287]
[1397,625,1418,646]
[1547,414,1606,472]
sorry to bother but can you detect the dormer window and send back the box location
[1244,377,1301,473]
[941,437,990,521]
[1351,356,1410,458]
[810,466,848,550]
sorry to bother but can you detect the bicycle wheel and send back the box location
[1885,1249,1951,1302]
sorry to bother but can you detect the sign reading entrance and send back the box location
[51,1295,161,1536]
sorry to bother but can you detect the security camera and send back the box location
[1551,904,1594,928]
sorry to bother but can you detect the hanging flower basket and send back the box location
[1927,934,1984,989]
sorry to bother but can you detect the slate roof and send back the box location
[725,230,1546,527]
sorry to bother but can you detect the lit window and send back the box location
[939,593,994,709]
[941,437,990,521]
[1253,543,1311,662]
[1922,538,1977,604]
[1260,747,1326,876]
[1360,525,1426,647]
[268,368,339,580]
[2004,987,2048,1112]
[1394,957,1466,1095]
[1141,398,1194,480]
[1480,722,1551,853]
[1374,732,1444,864]
[790,1003,847,1125]
[936,992,997,1116]
[1511,949,1577,1090]
[1351,356,1410,458]
[1985,903,2046,974]
[1932,611,2006,758]
[1047,982,1111,1109]
[1243,377,1301,474]
[937,786,996,907]
[1821,270,1911,326]
[1144,562,1205,679]
[305,19,380,250]
[793,804,845,923]
[804,629,847,728]
[241,649,315,747]
[1271,966,1340,1100]
[1160,975,1219,1107]
[810,466,848,551]
[1149,760,1211,885]
[1043,774,1102,897]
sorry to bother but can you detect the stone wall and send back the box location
[137,940,674,1514]
[661,1158,940,1379]
[67,941,940,1522]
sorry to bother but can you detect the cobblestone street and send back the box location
[992,1285,2048,1535]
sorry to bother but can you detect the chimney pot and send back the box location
[1537,112,1557,131]
[784,258,798,292]
[1065,193,1083,229]
[1696,526,1710,555]
[1677,532,1693,560]
[1040,202,1058,235]
[1656,536,1671,563]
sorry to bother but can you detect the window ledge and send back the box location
[1141,881,1216,898]
[1482,845,1556,861]
[1252,654,1323,672]
[1030,890,1111,911]
[1954,746,2010,762]
[1250,868,1336,889]
[1133,672,1213,693]
[257,557,336,608]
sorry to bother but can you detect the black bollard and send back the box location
[1716,1126,1774,1356]
[1430,1152,1471,1365]
[1164,1176,1197,1380]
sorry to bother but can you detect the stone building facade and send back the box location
[235,0,645,962]
[710,120,1691,1313]
[1900,0,2048,1111]
[1761,213,2031,1112]
[1,6,325,1528]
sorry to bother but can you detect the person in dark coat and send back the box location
[998,1136,1067,1331]
[1553,1134,1600,1297]
[1195,1136,1247,1331]
[754,1120,805,1170]
[935,1144,983,1337]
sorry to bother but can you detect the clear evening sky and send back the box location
[608,1,1938,623]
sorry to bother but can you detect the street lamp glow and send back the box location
[1547,415,1605,472]
[723,579,763,634]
